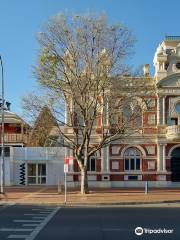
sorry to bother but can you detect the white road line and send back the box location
[0,228,33,232]
[39,211,51,214]
[31,208,54,211]
[26,207,60,240]
[8,235,29,238]
[32,217,45,219]
[13,220,42,223]
[22,224,39,227]
[24,214,46,216]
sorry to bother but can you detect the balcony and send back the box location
[0,133,28,144]
[166,125,180,140]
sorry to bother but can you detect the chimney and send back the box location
[6,101,11,111]
[143,64,150,76]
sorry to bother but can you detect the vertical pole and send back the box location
[145,181,148,194]
[0,56,4,194]
[64,170,67,204]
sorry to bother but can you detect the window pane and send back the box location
[37,177,46,184]
[125,159,129,170]
[42,164,46,175]
[130,158,135,170]
[38,164,46,175]
[87,160,90,171]
[28,164,36,176]
[41,177,46,184]
[91,158,96,171]
[134,106,142,127]
[136,158,140,170]
[28,177,36,184]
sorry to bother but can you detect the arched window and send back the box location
[123,101,143,128]
[124,147,141,171]
[133,105,142,128]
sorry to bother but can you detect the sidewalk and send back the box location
[1,186,180,206]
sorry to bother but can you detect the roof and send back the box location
[0,110,27,124]
[164,36,180,41]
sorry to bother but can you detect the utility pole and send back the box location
[0,55,5,194]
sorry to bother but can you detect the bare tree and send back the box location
[23,13,155,194]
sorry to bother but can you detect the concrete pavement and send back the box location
[1,186,180,206]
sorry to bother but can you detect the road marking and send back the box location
[31,208,53,211]
[32,217,45,219]
[39,211,51,214]
[8,235,29,238]
[22,224,39,227]
[24,214,46,216]
[13,220,42,223]
[26,207,60,240]
[0,228,33,232]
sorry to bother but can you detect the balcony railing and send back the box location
[0,133,28,143]
[166,125,180,140]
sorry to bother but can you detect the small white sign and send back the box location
[64,164,69,173]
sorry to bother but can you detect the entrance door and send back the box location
[171,148,180,182]
[27,163,46,184]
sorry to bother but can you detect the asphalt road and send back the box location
[0,205,179,239]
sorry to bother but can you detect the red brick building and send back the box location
[65,36,180,187]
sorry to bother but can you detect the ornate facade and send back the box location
[66,36,180,187]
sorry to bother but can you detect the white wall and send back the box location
[10,147,65,186]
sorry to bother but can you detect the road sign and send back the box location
[64,156,73,165]
[64,156,73,204]
[64,163,69,173]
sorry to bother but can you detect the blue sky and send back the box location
[0,0,180,116]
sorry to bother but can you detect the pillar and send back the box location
[157,144,166,172]
[162,96,166,125]
[101,146,109,172]
[157,96,160,125]
[162,144,166,171]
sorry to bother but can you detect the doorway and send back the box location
[171,148,180,182]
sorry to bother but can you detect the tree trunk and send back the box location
[80,168,88,194]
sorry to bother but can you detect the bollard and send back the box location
[58,181,63,194]
[145,181,148,194]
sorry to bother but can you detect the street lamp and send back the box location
[0,55,5,194]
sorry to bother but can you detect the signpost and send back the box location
[64,157,73,204]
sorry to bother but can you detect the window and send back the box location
[28,163,46,184]
[0,147,10,157]
[165,62,169,70]
[87,157,96,172]
[123,102,142,128]
[133,105,142,128]
[15,124,21,133]
[175,102,180,113]
[124,147,141,171]
[176,62,180,69]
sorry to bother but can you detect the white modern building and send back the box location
[2,147,65,186]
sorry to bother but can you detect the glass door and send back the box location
[28,163,36,184]
[38,164,46,184]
